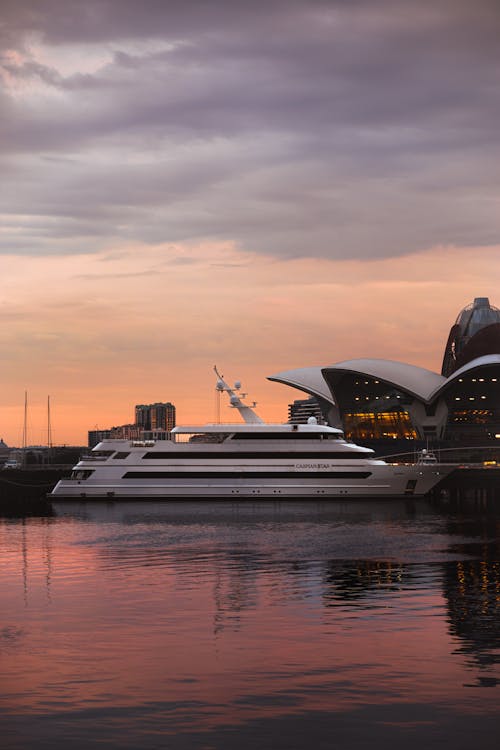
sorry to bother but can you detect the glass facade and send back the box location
[323,365,500,445]
[442,368,500,442]
[327,375,418,441]
[343,411,417,441]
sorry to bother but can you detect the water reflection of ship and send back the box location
[212,553,259,636]
[13,503,499,684]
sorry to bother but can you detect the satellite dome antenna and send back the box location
[213,365,264,424]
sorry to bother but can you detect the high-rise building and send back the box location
[135,402,176,432]
[88,429,112,448]
[89,403,176,447]
[288,397,324,424]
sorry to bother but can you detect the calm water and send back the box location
[1,497,499,749]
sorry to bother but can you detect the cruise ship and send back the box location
[49,370,453,500]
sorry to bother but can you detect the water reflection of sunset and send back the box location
[1,502,499,747]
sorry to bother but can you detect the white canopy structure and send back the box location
[269,354,500,442]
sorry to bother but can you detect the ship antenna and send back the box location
[213,366,264,424]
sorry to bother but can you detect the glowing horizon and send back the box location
[2,243,499,447]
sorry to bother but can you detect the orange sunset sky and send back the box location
[2,243,499,446]
[1,1,499,446]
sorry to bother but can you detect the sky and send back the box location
[1,0,499,446]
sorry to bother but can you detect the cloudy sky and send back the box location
[1,0,499,444]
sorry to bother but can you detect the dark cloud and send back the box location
[0,0,499,259]
[0,0,298,46]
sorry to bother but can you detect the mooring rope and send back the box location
[0,476,57,489]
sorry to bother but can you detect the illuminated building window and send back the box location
[343,411,417,441]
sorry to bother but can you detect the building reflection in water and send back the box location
[322,560,407,603]
[441,497,500,684]
[444,558,500,685]
[2,500,500,749]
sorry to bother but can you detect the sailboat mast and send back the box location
[47,395,53,460]
[22,390,28,467]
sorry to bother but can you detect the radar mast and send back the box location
[213,366,264,424]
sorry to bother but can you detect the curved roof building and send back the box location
[270,300,500,446]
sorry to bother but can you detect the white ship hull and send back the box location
[50,463,450,500]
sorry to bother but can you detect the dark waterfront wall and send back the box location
[0,468,69,517]
[433,468,500,505]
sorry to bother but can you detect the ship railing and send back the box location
[378,444,500,465]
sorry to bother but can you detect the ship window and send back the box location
[70,470,94,480]
[173,433,230,444]
[123,470,373,479]
[142,450,371,460]
[404,479,417,495]
[113,452,130,459]
[230,432,340,440]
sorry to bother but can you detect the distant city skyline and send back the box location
[1,1,499,445]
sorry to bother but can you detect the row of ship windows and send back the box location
[71,469,373,481]
[126,471,373,480]
[97,451,372,461]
